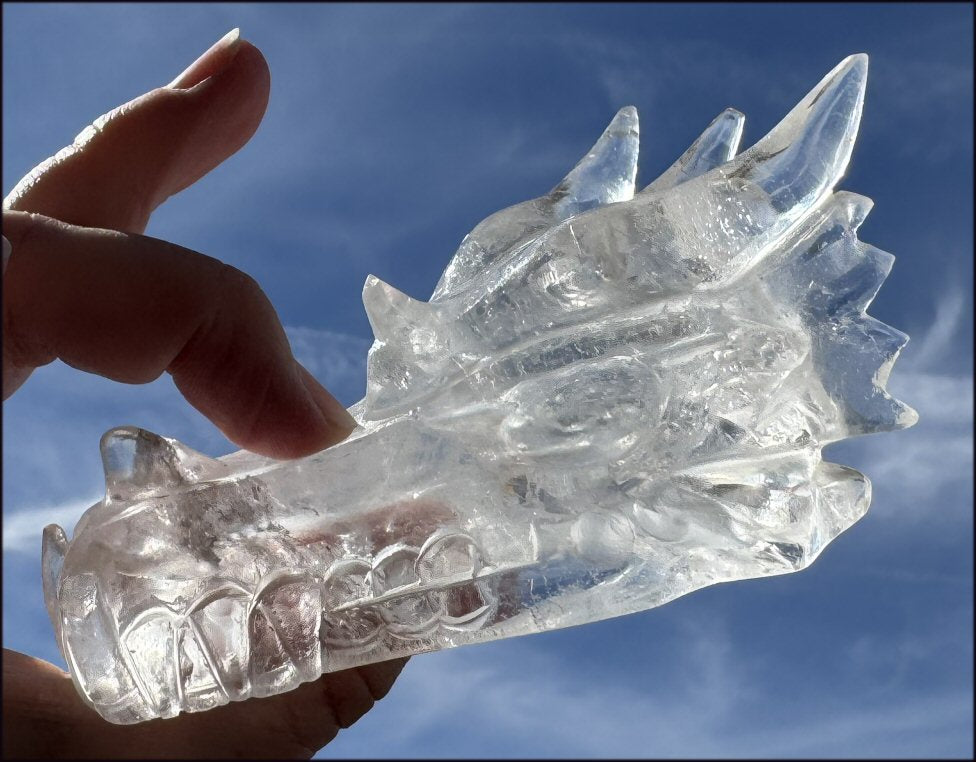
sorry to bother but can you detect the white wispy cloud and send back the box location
[903,286,969,371]
[839,368,973,522]
[825,284,974,526]
[285,325,370,405]
[326,605,972,758]
[327,613,755,758]
[3,497,100,553]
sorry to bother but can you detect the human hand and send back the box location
[2,30,406,758]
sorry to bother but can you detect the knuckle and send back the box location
[213,263,271,315]
[337,694,374,729]
[322,671,376,730]
[2,215,55,368]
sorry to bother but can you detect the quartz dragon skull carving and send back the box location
[43,54,917,724]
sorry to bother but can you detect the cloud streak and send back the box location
[3,497,99,554]
[285,325,370,405]
[325,607,972,758]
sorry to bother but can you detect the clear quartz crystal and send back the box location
[44,54,917,724]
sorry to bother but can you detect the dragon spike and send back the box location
[762,191,889,319]
[363,274,434,343]
[843,191,873,230]
[815,317,918,436]
[642,108,745,194]
[431,107,639,302]
[42,523,68,642]
[727,54,867,214]
[100,426,226,502]
[827,243,895,316]
[550,106,640,219]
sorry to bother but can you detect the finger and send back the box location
[4,646,407,758]
[356,657,410,702]
[249,659,411,755]
[2,649,79,758]
[3,30,271,235]
[2,210,355,458]
[2,646,322,759]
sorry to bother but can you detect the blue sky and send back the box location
[2,3,972,758]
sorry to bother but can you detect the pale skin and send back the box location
[1,31,408,758]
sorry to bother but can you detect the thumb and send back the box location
[3,29,271,235]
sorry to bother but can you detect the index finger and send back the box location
[3,33,271,236]
[2,210,356,459]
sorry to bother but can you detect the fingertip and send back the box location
[166,28,243,90]
[236,39,272,93]
[358,656,410,701]
[186,38,270,114]
[163,38,271,199]
[210,363,357,461]
[297,362,358,437]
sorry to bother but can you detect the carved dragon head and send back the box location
[44,54,916,724]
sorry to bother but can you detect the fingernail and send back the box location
[167,28,242,90]
[2,235,11,275]
[297,363,359,441]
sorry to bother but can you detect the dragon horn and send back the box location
[549,106,640,217]
[729,54,867,213]
[642,108,744,194]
